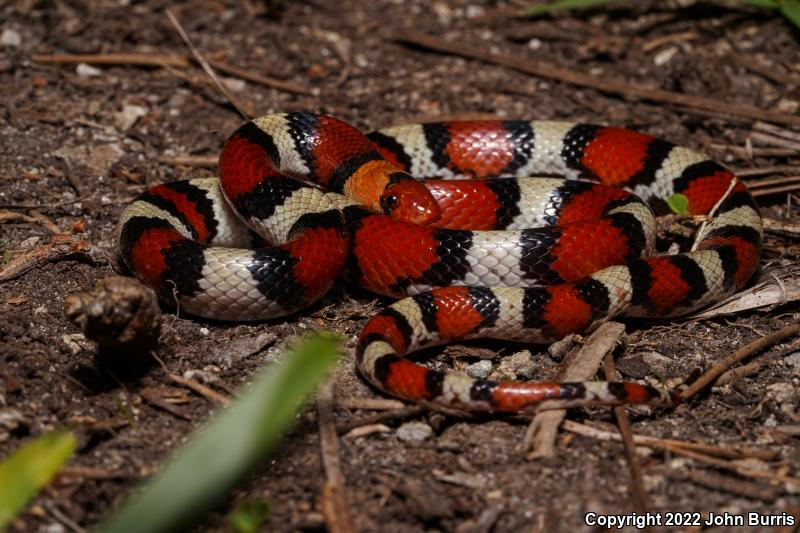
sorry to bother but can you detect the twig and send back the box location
[736,165,800,177]
[318,382,356,533]
[206,58,312,95]
[751,183,800,198]
[158,155,217,167]
[0,234,103,282]
[710,143,797,158]
[168,374,230,405]
[341,423,391,439]
[715,360,765,386]
[335,405,425,434]
[336,398,407,410]
[0,209,61,234]
[750,132,800,151]
[603,352,648,514]
[523,322,625,459]
[165,9,250,120]
[31,53,311,95]
[561,419,779,461]
[140,387,192,420]
[390,31,800,127]
[679,322,800,401]
[763,217,800,238]
[677,469,778,501]
[664,446,800,492]
[754,121,800,143]
[745,175,800,189]
[31,53,189,67]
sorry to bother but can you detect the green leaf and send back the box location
[0,430,77,529]
[668,193,690,215]
[98,333,340,533]
[229,499,270,533]
[779,2,800,29]
[523,0,622,17]
[731,0,780,8]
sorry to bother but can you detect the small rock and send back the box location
[61,333,93,355]
[0,408,25,442]
[784,351,800,370]
[642,351,672,375]
[616,355,651,379]
[497,349,533,377]
[466,359,492,378]
[548,334,577,361]
[766,382,796,404]
[113,104,148,131]
[0,28,21,47]
[76,62,102,77]
[86,143,124,176]
[396,421,433,443]
[514,363,538,380]
[222,77,246,92]
[18,236,40,249]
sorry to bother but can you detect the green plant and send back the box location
[99,333,340,533]
[522,0,800,30]
[0,430,77,530]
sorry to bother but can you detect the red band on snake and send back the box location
[119,113,762,412]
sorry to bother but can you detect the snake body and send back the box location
[119,113,762,412]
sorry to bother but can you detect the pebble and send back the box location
[113,103,148,131]
[0,28,21,47]
[76,62,102,77]
[465,359,492,378]
[396,421,433,443]
[785,351,800,370]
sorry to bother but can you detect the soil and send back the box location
[1,1,799,531]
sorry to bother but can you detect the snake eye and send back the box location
[381,194,399,213]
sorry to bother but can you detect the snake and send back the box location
[118,112,763,412]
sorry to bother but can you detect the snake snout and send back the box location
[381,174,441,225]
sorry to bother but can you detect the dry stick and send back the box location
[523,321,625,459]
[562,420,778,461]
[167,374,230,405]
[336,398,407,411]
[31,53,310,95]
[710,143,797,158]
[165,9,251,120]
[31,52,189,67]
[317,382,356,533]
[680,322,800,401]
[745,175,800,189]
[205,58,312,96]
[158,155,217,167]
[390,31,800,127]
[751,183,800,198]
[602,353,648,515]
[736,165,800,177]
[678,469,778,502]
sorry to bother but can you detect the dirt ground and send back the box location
[1,0,800,531]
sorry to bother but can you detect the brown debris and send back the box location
[679,322,800,401]
[63,276,161,356]
[390,31,800,126]
[523,322,625,459]
[0,234,108,282]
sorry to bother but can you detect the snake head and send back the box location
[380,173,441,225]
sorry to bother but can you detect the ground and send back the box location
[1,0,799,531]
